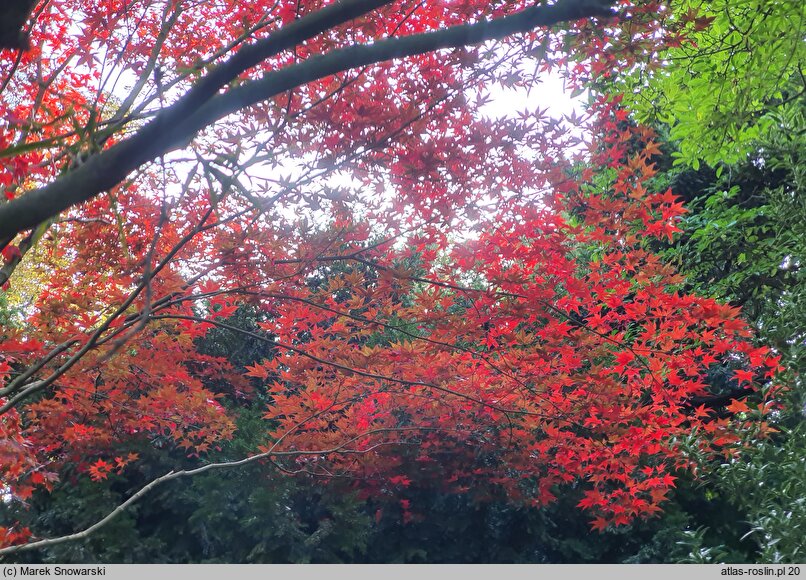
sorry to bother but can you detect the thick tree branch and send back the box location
[0,0,616,240]
[0,0,393,238]
[0,0,36,50]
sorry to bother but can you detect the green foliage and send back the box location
[0,291,19,328]
[667,102,805,373]
[175,469,371,563]
[7,478,157,564]
[615,0,805,167]
[655,100,806,564]
[363,489,631,563]
[717,426,806,563]
[673,526,733,564]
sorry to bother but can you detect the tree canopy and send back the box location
[0,0,800,562]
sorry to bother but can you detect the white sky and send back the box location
[482,72,585,121]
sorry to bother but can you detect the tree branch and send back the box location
[0,425,450,556]
[149,313,542,418]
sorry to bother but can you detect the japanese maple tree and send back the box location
[0,0,779,555]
